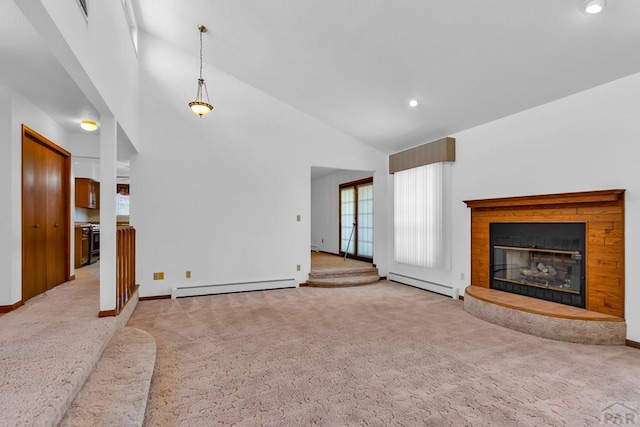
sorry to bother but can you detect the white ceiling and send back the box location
[1,0,639,156]
[135,0,640,153]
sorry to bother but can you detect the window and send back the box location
[116,192,130,216]
[394,163,448,268]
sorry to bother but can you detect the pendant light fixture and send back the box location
[188,24,213,117]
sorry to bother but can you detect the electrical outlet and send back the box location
[296,215,301,222]
[296,264,301,271]
[153,272,165,280]
[186,270,191,279]
[321,238,324,244]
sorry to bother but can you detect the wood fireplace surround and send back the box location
[464,189,625,319]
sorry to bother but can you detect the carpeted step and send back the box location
[308,266,379,280]
[306,273,380,287]
[59,327,156,427]
[0,290,119,426]
[306,264,380,287]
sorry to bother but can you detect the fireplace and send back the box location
[464,189,625,318]
[490,223,585,308]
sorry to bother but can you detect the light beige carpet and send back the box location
[60,327,156,427]
[0,263,118,426]
[128,281,640,426]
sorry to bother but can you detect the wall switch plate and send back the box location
[186,270,191,278]
[153,272,165,280]
[460,272,465,281]
[296,215,301,222]
[296,264,301,271]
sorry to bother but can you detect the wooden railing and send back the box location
[116,226,137,314]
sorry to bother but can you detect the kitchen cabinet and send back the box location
[75,178,99,209]
[74,225,90,267]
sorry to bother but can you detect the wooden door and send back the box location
[22,134,48,300]
[46,147,69,288]
[22,126,71,301]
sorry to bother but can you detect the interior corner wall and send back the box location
[389,72,640,340]
[18,0,139,148]
[0,87,14,305]
[131,33,388,297]
[310,170,374,255]
[69,134,100,181]
[0,88,73,306]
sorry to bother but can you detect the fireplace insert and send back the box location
[490,223,585,308]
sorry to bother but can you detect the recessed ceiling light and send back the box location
[584,0,606,14]
[409,99,419,108]
[80,120,98,131]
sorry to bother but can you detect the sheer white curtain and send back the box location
[394,163,446,268]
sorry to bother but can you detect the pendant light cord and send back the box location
[199,28,204,80]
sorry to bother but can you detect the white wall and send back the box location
[0,87,14,306]
[20,0,140,145]
[388,72,640,341]
[15,1,143,312]
[132,33,388,297]
[0,87,73,305]
[311,170,374,255]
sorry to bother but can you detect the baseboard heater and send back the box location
[171,278,296,299]
[388,272,459,299]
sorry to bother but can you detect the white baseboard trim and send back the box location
[388,272,459,299]
[171,278,296,299]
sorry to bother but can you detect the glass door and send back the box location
[339,178,373,260]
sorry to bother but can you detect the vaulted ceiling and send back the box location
[134,0,640,153]
[1,0,639,155]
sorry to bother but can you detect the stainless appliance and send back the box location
[89,224,100,264]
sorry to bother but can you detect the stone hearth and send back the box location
[464,286,626,345]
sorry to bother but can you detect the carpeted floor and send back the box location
[128,281,640,426]
[0,262,120,426]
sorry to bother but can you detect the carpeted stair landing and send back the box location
[0,263,154,427]
[60,327,156,427]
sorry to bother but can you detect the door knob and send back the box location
[33,224,39,228]
[53,224,59,228]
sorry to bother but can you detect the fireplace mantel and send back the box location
[464,189,625,318]
[464,189,624,210]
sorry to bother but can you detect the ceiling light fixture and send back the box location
[80,120,98,131]
[409,99,419,108]
[584,0,607,14]
[188,24,213,117]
